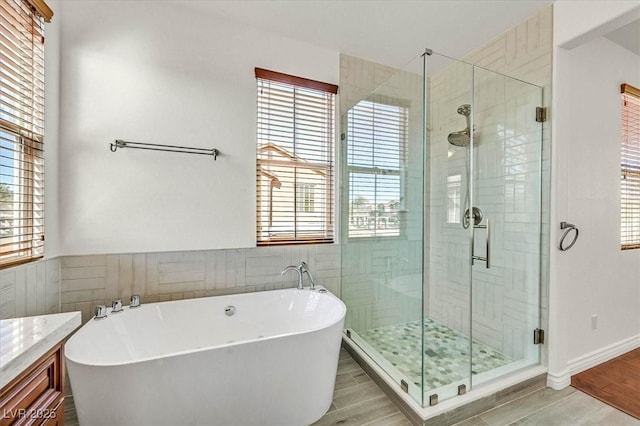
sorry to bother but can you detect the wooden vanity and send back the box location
[0,313,80,426]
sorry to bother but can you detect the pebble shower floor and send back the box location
[360,318,513,388]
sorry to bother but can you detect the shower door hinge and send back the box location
[536,107,547,123]
[429,394,439,406]
[400,379,409,393]
[534,328,545,345]
[346,329,351,339]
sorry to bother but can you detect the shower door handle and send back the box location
[471,218,490,269]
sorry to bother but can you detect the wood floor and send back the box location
[571,348,640,420]
[311,349,411,425]
[63,348,640,425]
[455,386,638,426]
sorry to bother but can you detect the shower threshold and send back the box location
[343,323,547,424]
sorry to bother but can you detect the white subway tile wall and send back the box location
[59,245,341,323]
[428,7,552,359]
[0,258,61,319]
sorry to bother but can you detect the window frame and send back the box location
[1,0,47,269]
[344,97,409,240]
[621,83,640,250]
[255,68,337,246]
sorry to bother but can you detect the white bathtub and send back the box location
[65,287,346,426]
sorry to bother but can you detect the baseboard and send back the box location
[546,369,571,390]
[548,333,640,389]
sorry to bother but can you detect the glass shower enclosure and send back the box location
[340,51,544,406]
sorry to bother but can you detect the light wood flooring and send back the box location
[64,348,640,425]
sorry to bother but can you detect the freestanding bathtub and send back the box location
[65,287,346,426]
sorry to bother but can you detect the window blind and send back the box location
[255,68,337,245]
[621,83,640,250]
[1,0,45,267]
[346,99,407,238]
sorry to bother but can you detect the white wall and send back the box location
[57,1,339,255]
[554,0,640,49]
[549,1,640,388]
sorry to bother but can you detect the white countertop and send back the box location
[0,312,81,389]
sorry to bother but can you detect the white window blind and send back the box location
[347,100,407,238]
[0,0,45,268]
[621,83,640,250]
[255,68,336,245]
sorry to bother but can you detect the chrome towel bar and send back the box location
[109,139,219,160]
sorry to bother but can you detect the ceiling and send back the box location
[605,18,640,56]
[183,0,555,70]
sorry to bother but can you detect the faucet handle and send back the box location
[94,305,107,320]
[130,294,141,308]
[111,299,123,313]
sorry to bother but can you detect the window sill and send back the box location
[0,256,45,270]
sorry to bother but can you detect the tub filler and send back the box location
[65,288,346,426]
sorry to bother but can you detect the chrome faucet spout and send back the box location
[298,261,316,290]
[281,265,304,290]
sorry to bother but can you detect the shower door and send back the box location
[469,67,543,387]
[425,52,544,403]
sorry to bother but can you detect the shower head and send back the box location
[448,104,472,147]
[447,130,470,147]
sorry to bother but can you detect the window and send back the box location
[1,0,50,268]
[297,183,316,213]
[255,68,337,245]
[447,174,462,224]
[346,100,407,238]
[621,83,640,250]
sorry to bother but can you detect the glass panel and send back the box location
[341,51,544,408]
[341,55,425,404]
[424,53,474,403]
[470,67,543,387]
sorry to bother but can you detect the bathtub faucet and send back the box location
[298,261,316,290]
[281,265,303,290]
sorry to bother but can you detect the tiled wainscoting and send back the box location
[0,244,340,323]
[0,258,60,319]
[60,244,341,322]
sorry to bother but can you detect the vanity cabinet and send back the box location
[0,342,65,426]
